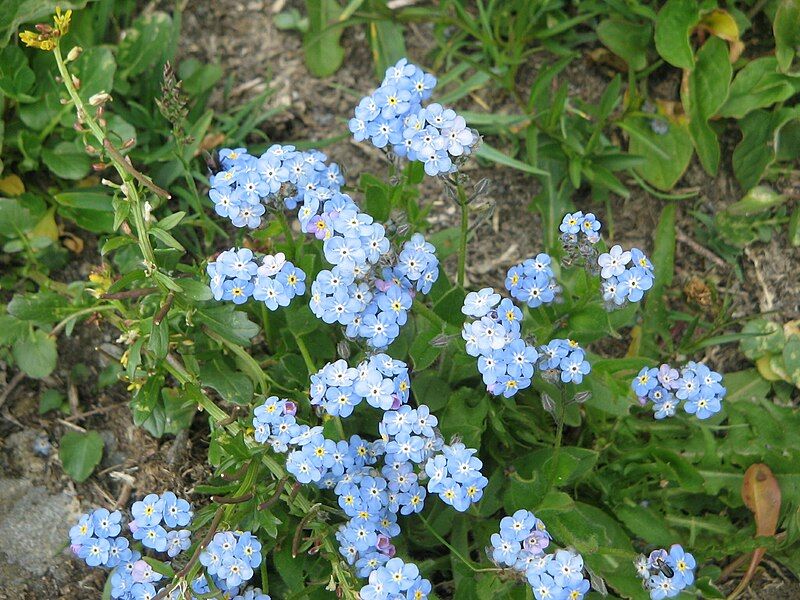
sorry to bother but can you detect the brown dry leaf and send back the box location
[200,133,226,154]
[729,464,782,599]
[61,231,85,254]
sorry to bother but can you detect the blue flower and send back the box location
[166,529,191,558]
[69,513,94,545]
[667,544,696,586]
[490,533,521,566]
[632,366,659,397]
[559,211,584,234]
[462,287,501,317]
[597,244,631,279]
[547,549,584,587]
[131,493,164,528]
[91,508,122,538]
[77,537,110,567]
[160,492,192,528]
[559,350,591,384]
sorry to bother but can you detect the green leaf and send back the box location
[149,226,185,251]
[368,19,406,81]
[157,211,185,231]
[718,57,799,119]
[8,291,67,324]
[0,45,35,100]
[774,0,800,73]
[0,0,90,48]
[411,372,450,412]
[147,318,169,359]
[475,143,548,176]
[178,279,213,302]
[13,329,56,378]
[723,369,772,403]
[201,360,255,405]
[732,108,800,190]
[654,0,700,69]
[139,387,197,437]
[41,142,91,180]
[303,0,345,77]
[195,306,260,346]
[624,116,693,191]
[73,46,116,103]
[59,430,104,482]
[117,11,172,78]
[39,389,66,414]
[0,197,33,237]
[641,203,676,357]
[409,322,442,371]
[740,319,786,360]
[439,388,488,448]
[684,37,731,175]
[596,18,652,71]
[783,336,800,384]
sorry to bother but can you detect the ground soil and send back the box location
[1,0,798,598]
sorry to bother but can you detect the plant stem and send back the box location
[456,183,469,287]
[53,44,158,272]
[193,393,360,599]
[548,387,567,491]
[418,514,479,572]
[293,332,316,375]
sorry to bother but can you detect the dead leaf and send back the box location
[728,464,781,599]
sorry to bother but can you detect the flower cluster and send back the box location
[359,557,431,599]
[310,233,439,349]
[559,211,601,245]
[68,494,268,599]
[633,362,725,420]
[598,244,654,307]
[558,211,655,310]
[349,58,478,176]
[461,286,590,397]
[504,254,562,308]
[309,355,410,417]
[634,545,696,599]
[252,353,490,597]
[207,249,306,309]
[489,510,590,600]
[207,143,439,348]
[199,530,262,590]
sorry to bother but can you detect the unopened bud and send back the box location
[122,138,136,150]
[572,391,592,404]
[71,74,81,90]
[336,340,350,360]
[97,117,107,127]
[89,92,111,106]
[66,46,82,62]
[120,183,130,197]
[92,162,107,171]
[60,98,71,105]
[85,145,97,154]
[36,24,54,33]
[101,178,118,188]
[541,393,556,416]
[430,333,452,348]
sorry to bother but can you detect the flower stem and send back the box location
[456,183,469,288]
[418,513,479,572]
[53,44,158,272]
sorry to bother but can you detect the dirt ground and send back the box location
[1,0,798,598]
